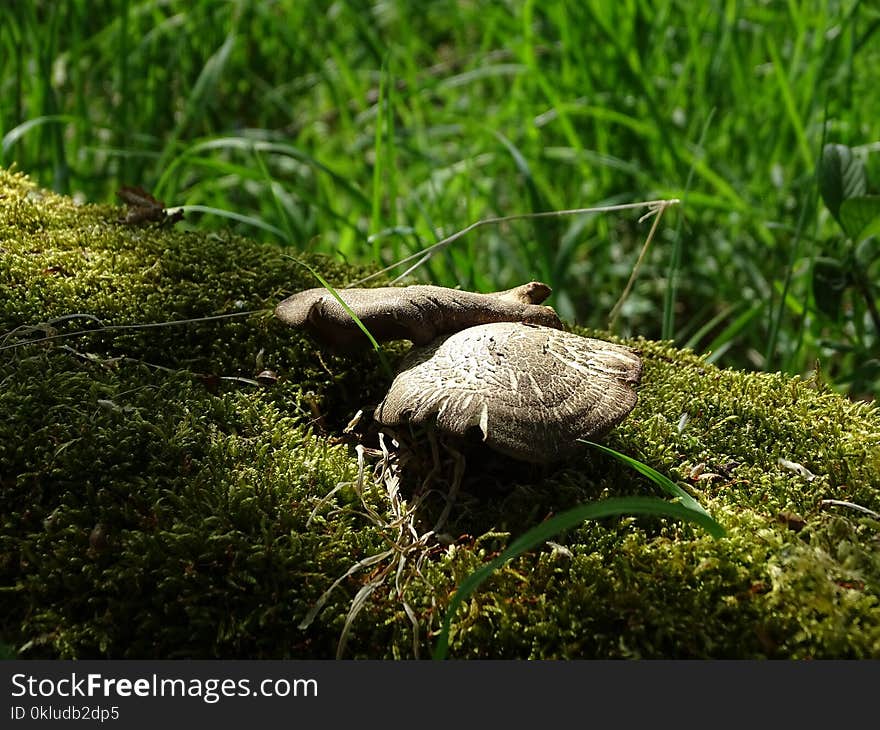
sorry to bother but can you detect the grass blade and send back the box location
[704,303,762,364]
[155,32,237,175]
[662,108,715,340]
[1,115,78,162]
[252,146,295,244]
[433,494,724,659]
[284,256,393,379]
[176,205,287,240]
[580,440,720,526]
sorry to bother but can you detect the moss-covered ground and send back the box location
[1,167,878,659]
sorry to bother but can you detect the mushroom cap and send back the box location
[274,283,562,349]
[374,322,642,463]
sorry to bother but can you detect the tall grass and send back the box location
[2,0,879,391]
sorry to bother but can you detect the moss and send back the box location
[1,167,878,658]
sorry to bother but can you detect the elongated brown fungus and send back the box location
[275,282,562,349]
[275,282,642,463]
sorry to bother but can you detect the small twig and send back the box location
[58,344,177,374]
[608,199,680,330]
[820,499,880,519]
[346,199,681,288]
[0,310,269,353]
[390,252,434,285]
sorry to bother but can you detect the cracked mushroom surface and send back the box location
[374,321,642,463]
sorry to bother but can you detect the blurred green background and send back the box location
[2,0,879,395]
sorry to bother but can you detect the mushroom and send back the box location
[275,281,563,349]
[275,282,642,463]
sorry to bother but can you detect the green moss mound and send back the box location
[1,168,878,659]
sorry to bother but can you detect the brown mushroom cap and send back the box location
[274,282,562,349]
[374,322,642,463]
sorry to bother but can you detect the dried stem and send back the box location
[608,199,679,331]
[347,199,682,288]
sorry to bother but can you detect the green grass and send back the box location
[1,1,879,388]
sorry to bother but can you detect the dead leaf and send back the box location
[116,185,184,226]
